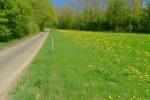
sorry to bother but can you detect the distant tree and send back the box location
[57,4,76,29]
[75,0,107,31]
[133,0,143,32]
[148,7,150,33]
[106,0,125,31]
[138,0,150,33]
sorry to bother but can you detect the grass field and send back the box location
[11,30,150,100]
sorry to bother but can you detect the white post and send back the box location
[51,28,54,52]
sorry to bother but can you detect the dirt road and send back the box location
[0,32,49,100]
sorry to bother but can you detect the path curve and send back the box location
[0,32,49,100]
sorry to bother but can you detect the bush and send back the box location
[0,25,11,41]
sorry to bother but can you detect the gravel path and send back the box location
[0,32,49,100]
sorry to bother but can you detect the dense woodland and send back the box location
[57,0,150,33]
[0,0,56,41]
[0,0,150,41]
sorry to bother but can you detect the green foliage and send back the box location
[57,0,150,33]
[58,12,76,29]
[0,2,12,41]
[106,0,125,31]
[0,0,57,41]
[0,25,11,41]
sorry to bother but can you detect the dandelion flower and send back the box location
[88,65,92,68]
[108,96,112,99]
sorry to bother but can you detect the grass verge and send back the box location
[0,34,37,51]
[11,30,150,100]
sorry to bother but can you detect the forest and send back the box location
[57,0,150,33]
[0,0,150,41]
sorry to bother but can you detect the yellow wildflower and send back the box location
[133,96,135,99]
[88,64,92,68]
[108,96,112,99]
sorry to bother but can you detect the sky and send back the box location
[50,0,148,8]
[50,0,76,7]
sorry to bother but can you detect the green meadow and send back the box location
[11,30,150,100]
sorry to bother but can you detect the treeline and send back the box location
[0,0,56,41]
[0,0,149,42]
[57,0,150,33]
